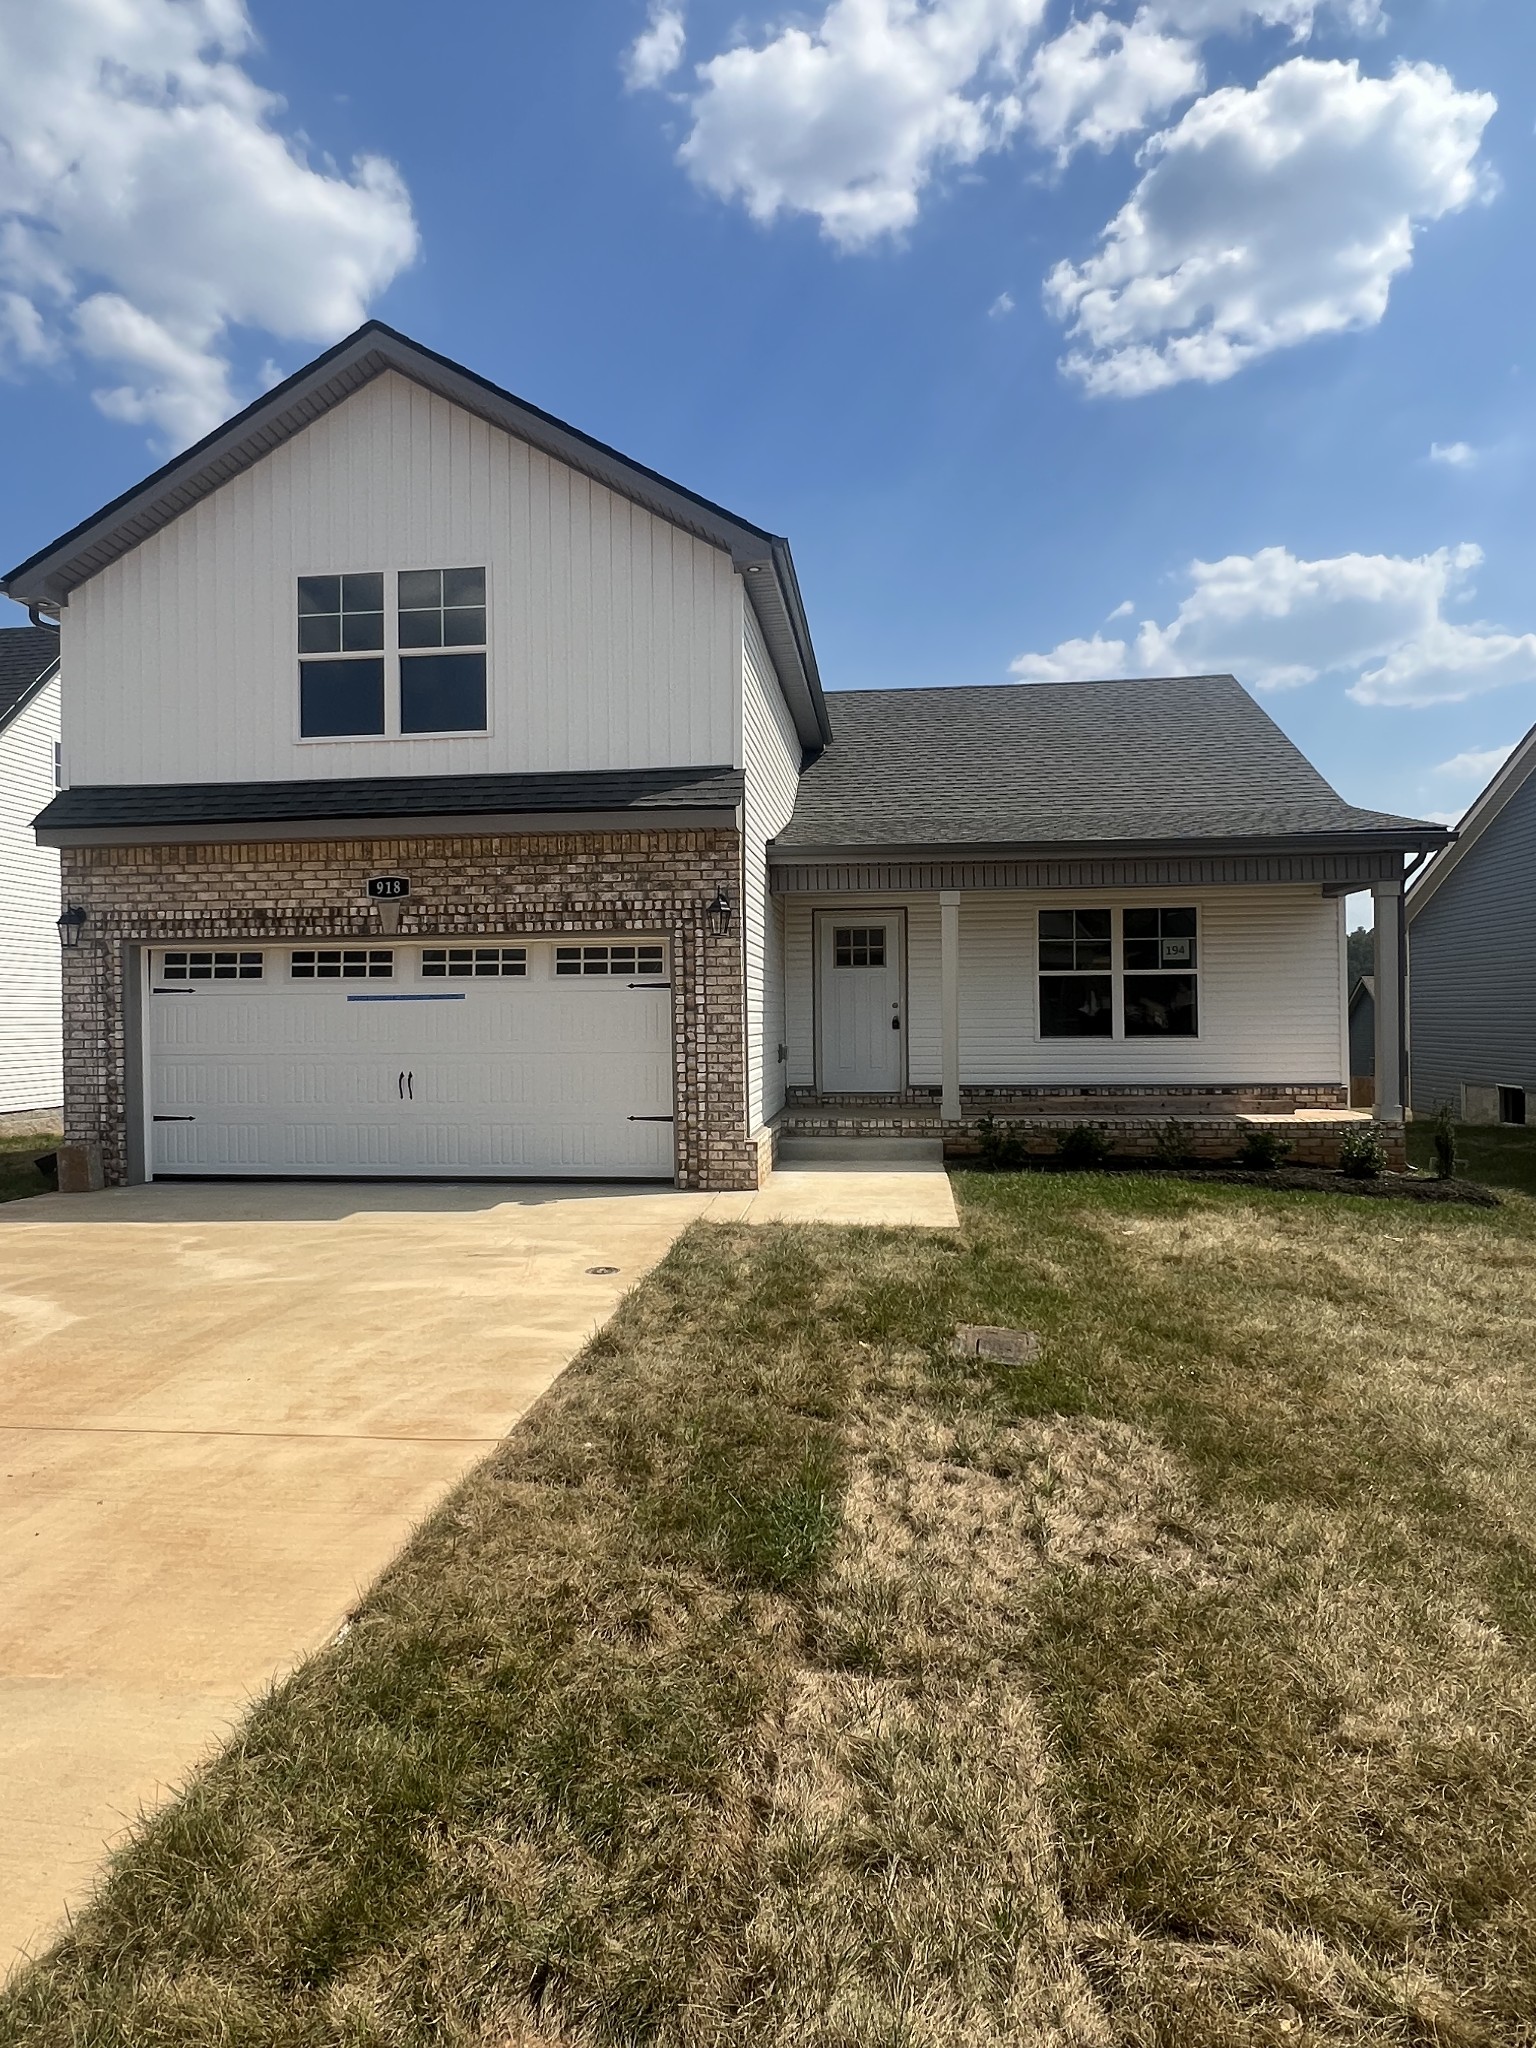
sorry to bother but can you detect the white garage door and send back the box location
[148,939,675,1179]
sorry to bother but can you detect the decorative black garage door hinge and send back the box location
[628,1115,675,1123]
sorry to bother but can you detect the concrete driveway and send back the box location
[0,1180,718,1978]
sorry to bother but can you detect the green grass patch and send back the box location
[0,1128,58,1204]
[1408,1117,1536,1197]
[5,1175,1536,2045]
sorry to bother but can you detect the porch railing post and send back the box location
[940,890,961,1123]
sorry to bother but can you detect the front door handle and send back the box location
[891,1014,901,1030]
[398,1071,405,1099]
[407,1070,414,1099]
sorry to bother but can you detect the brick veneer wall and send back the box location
[60,828,763,1191]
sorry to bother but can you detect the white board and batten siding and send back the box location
[61,370,740,787]
[785,887,1347,1090]
[739,599,801,1132]
[0,675,63,1114]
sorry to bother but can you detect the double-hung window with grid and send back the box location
[1037,908,1198,1038]
[298,569,487,738]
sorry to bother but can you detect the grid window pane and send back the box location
[443,605,487,646]
[399,652,487,733]
[1124,906,1198,972]
[554,944,665,977]
[161,951,263,981]
[296,574,383,654]
[1039,974,1114,1037]
[1124,973,1198,1037]
[397,568,442,611]
[297,576,340,615]
[291,950,394,980]
[833,925,886,969]
[398,606,443,649]
[300,658,385,737]
[421,947,527,978]
[1038,908,1111,973]
[442,566,486,608]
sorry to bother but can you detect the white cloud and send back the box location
[673,0,1049,248]
[1421,809,1462,828]
[1154,0,1382,31]
[0,0,418,446]
[625,4,687,91]
[1434,742,1516,781]
[1009,543,1536,708]
[1429,439,1477,467]
[1046,58,1495,396]
[1023,10,1202,163]
[989,289,1016,315]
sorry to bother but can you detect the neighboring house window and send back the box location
[1037,908,1199,1039]
[1038,910,1112,1037]
[398,568,488,733]
[53,740,62,789]
[296,568,486,738]
[1500,1086,1527,1127]
[1123,907,1198,1037]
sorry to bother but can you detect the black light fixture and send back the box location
[56,905,87,950]
[705,886,734,939]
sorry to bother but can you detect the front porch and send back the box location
[773,1086,1398,1171]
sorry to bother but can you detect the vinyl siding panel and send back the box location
[740,597,801,1128]
[1409,769,1536,1111]
[63,371,739,786]
[785,886,1344,1089]
[0,677,63,1111]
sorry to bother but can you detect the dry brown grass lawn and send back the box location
[3,1175,1534,2047]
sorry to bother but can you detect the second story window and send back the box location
[397,568,487,734]
[297,568,487,739]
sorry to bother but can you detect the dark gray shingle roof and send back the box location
[36,765,742,834]
[0,624,59,734]
[776,676,1446,852]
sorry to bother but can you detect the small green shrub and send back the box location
[1432,1101,1458,1181]
[1236,1127,1292,1171]
[1057,1123,1110,1171]
[1154,1117,1190,1170]
[1339,1124,1388,1180]
[973,1115,1028,1171]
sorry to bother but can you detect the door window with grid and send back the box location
[833,927,886,969]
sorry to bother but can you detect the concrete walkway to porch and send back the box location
[707,1139,961,1229]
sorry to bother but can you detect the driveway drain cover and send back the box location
[587,1265,619,1275]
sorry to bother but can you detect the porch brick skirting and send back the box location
[59,829,765,1193]
[788,1083,1350,1115]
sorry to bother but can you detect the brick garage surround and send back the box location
[60,828,763,1192]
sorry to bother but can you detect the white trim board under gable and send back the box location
[1407,719,1536,920]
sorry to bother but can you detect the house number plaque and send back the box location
[367,876,411,899]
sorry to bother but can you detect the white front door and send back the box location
[147,939,675,1178]
[817,914,904,1092]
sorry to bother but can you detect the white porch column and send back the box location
[940,890,961,1124]
[1372,878,1404,1123]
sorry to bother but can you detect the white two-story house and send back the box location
[3,324,1445,1189]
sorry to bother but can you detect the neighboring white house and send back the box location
[0,624,62,1126]
[1,324,1447,1188]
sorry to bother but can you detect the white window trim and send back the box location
[1034,905,1201,1043]
[294,564,494,744]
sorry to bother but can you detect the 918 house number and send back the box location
[367,876,411,899]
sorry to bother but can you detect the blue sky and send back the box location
[2,0,1532,855]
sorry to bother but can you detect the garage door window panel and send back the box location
[291,950,395,980]
[555,945,666,978]
[422,948,527,978]
[159,951,264,981]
